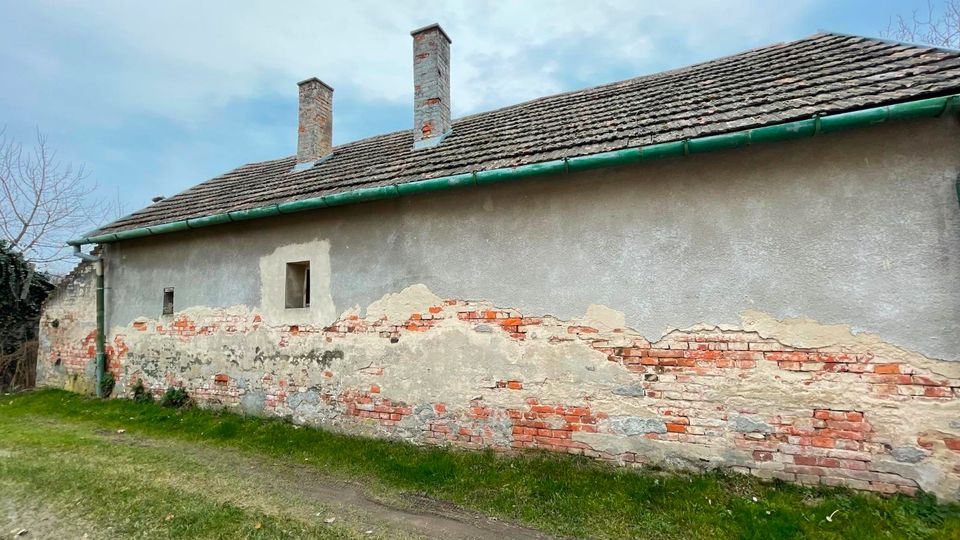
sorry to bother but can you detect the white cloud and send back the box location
[3,0,818,130]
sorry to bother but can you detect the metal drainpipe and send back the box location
[72,245,106,397]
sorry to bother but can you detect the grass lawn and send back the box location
[1,389,958,539]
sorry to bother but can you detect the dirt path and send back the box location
[100,429,554,540]
[0,488,98,540]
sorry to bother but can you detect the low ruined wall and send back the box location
[37,258,99,394]
[37,283,960,499]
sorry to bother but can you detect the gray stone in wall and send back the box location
[241,391,266,414]
[890,447,927,463]
[729,415,774,433]
[611,385,645,397]
[413,403,438,422]
[608,416,667,435]
[287,390,320,409]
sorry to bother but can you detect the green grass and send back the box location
[2,389,959,539]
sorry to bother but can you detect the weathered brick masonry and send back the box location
[38,279,960,499]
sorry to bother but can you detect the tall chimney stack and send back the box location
[296,77,333,170]
[411,23,451,149]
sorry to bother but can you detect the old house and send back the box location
[39,27,960,498]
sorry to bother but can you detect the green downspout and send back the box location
[95,261,106,397]
[72,246,107,397]
[67,94,960,247]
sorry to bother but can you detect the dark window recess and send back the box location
[162,288,175,315]
[285,262,310,309]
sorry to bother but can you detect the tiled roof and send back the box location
[96,32,960,235]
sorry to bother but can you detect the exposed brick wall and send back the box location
[35,257,99,391]
[38,293,960,499]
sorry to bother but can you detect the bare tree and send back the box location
[884,0,960,48]
[0,127,114,269]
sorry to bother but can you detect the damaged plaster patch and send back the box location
[739,310,960,377]
[365,284,443,321]
[582,304,626,330]
[258,239,336,326]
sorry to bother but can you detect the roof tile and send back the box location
[95,33,960,235]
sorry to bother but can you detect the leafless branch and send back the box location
[883,0,960,48]
[0,126,118,268]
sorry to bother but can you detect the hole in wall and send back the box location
[162,287,174,315]
[285,262,310,309]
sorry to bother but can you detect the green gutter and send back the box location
[68,94,960,246]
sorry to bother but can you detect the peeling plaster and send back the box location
[364,284,443,322]
[582,304,626,331]
[739,310,960,379]
[38,285,960,498]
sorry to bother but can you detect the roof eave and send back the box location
[69,93,960,247]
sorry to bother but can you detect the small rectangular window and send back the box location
[285,262,310,309]
[162,287,174,315]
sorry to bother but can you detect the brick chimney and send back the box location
[296,77,333,170]
[411,23,451,149]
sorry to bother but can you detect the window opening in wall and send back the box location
[162,287,174,315]
[285,261,310,309]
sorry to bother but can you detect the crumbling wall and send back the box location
[36,117,960,498]
[36,257,99,393]
[64,285,960,499]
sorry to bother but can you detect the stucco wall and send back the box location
[38,116,960,498]
[104,115,960,361]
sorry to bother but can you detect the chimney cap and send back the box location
[297,77,334,91]
[410,23,451,44]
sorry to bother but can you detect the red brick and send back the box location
[826,420,869,432]
[666,423,686,433]
[811,437,835,448]
[845,411,864,422]
[873,364,900,374]
[924,386,951,398]
[753,450,774,462]
[944,438,960,451]
[911,375,944,386]
[766,352,810,362]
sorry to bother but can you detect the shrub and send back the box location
[131,379,153,404]
[161,386,190,408]
[99,373,115,397]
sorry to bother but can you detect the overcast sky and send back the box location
[0,0,931,227]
